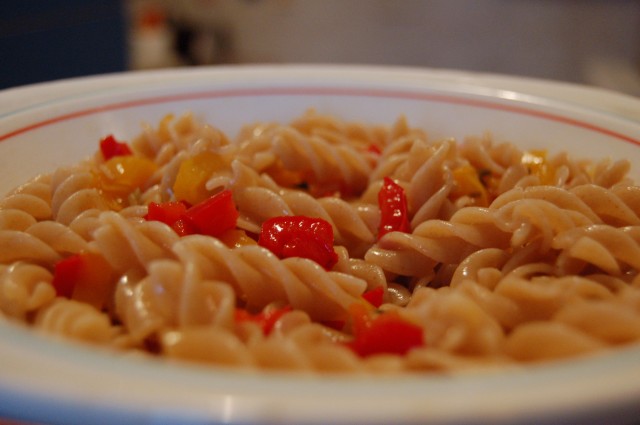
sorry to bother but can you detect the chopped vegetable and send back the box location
[258,215,338,270]
[145,201,194,236]
[52,252,115,309]
[171,218,198,237]
[367,144,382,155]
[97,155,158,201]
[182,189,238,238]
[99,134,132,160]
[144,191,238,237]
[145,201,190,225]
[377,176,411,238]
[264,162,305,188]
[451,165,490,207]
[522,150,555,184]
[235,305,293,335]
[347,302,423,357]
[173,151,228,205]
[362,286,385,308]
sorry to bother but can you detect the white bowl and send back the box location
[1,65,640,425]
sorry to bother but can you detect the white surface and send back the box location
[155,0,640,85]
[1,65,640,425]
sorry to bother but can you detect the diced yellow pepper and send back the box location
[172,151,228,205]
[97,155,158,201]
[264,161,305,188]
[522,149,555,185]
[451,165,489,207]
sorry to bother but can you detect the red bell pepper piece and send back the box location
[144,191,238,238]
[100,134,132,160]
[258,215,338,270]
[145,201,189,226]
[145,200,195,236]
[182,190,238,238]
[171,218,198,237]
[347,302,423,357]
[367,144,382,155]
[362,286,385,308]
[52,252,115,309]
[52,255,83,298]
[377,176,411,239]
[235,305,292,335]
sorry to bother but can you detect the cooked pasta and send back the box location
[1,109,640,374]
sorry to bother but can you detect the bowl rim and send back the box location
[1,64,639,121]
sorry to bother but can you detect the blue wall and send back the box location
[0,0,127,89]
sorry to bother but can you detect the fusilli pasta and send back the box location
[1,109,639,375]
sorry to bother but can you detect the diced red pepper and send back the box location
[51,252,115,309]
[377,176,411,239]
[100,134,132,160]
[367,144,382,155]
[362,286,385,308]
[145,201,196,236]
[347,302,423,357]
[235,305,293,335]
[258,215,338,270]
[145,201,189,226]
[182,190,238,238]
[144,191,237,238]
[52,255,82,298]
[171,218,198,237]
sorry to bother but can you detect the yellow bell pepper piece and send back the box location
[451,165,489,207]
[172,151,228,205]
[264,161,305,188]
[522,150,555,185]
[98,155,158,201]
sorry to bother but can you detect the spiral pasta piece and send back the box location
[115,258,236,343]
[553,225,640,275]
[229,160,378,254]
[2,173,52,213]
[50,167,111,225]
[34,298,118,344]
[272,126,373,195]
[365,207,510,277]
[92,211,180,275]
[0,192,51,221]
[290,109,393,150]
[0,209,37,231]
[570,184,640,226]
[0,262,55,320]
[172,235,366,320]
[0,230,62,265]
[405,286,507,356]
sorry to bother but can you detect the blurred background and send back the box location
[1,0,640,96]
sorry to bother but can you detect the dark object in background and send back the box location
[0,0,126,90]
[170,20,234,66]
